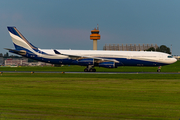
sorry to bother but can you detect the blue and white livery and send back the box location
[6,27,177,72]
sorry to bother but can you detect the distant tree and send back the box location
[146,45,171,54]
[0,53,3,57]
[156,45,171,54]
[3,52,9,58]
[2,52,22,58]
[146,47,155,51]
[28,58,38,62]
[9,55,21,58]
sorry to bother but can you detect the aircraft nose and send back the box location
[173,58,177,63]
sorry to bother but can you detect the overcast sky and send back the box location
[1,0,180,55]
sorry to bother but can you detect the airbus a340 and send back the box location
[5,27,177,72]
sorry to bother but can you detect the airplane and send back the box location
[5,26,177,72]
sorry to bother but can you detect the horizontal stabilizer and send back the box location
[4,48,27,55]
[4,48,25,53]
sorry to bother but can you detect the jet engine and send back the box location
[99,62,117,68]
[78,58,94,66]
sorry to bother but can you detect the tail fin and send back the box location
[7,27,38,50]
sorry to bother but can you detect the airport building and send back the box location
[4,58,28,66]
[28,62,52,66]
[103,44,158,51]
[3,58,53,66]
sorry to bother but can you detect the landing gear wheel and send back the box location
[89,68,96,72]
[84,68,88,72]
[84,66,96,72]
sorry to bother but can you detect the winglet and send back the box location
[54,50,61,54]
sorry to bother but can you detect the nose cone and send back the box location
[172,58,177,63]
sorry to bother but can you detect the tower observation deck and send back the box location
[90,25,101,50]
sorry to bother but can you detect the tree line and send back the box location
[146,45,171,54]
[0,52,22,58]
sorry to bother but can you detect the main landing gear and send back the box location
[84,65,96,72]
[157,66,161,72]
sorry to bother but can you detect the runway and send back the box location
[1,71,180,74]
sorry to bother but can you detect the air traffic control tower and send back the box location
[90,25,101,50]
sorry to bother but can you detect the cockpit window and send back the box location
[168,56,173,58]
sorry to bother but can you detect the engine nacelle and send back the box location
[78,58,94,66]
[99,62,116,68]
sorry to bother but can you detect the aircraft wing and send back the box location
[54,49,119,63]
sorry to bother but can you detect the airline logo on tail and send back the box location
[7,27,38,51]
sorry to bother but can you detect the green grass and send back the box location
[1,60,180,72]
[0,60,180,119]
[0,73,180,119]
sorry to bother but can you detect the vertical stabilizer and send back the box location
[7,27,38,50]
